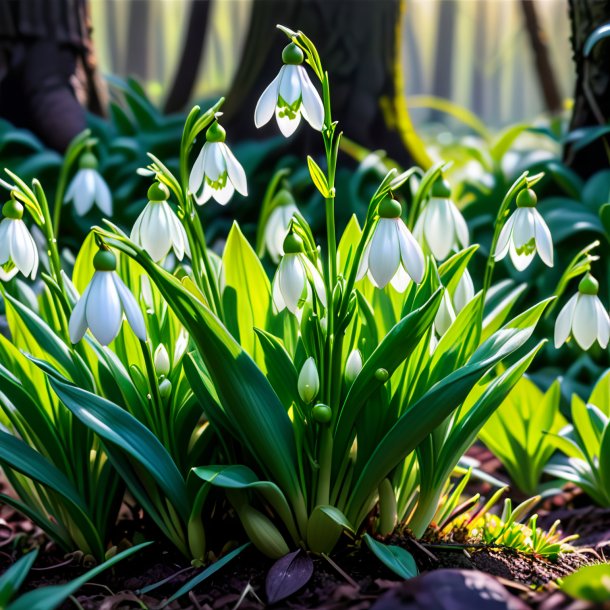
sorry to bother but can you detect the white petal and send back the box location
[494,212,515,261]
[272,272,286,311]
[276,106,301,137]
[356,240,372,281]
[278,64,302,105]
[397,220,425,283]
[424,198,453,260]
[435,291,456,336]
[113,274,147,340]
[211,182,235,205]
[194,180,214,205]
[532,208,553,267]
[68,282,92,343]
[595,297,610,348]
[93,172,113,216]
[86,272,122,345]
[0,219,9,263]
[368,219,400,288]
[453,269,474,313]
[189,144,208,194]
[279,254,306,314]
[130,207,146,245]
[554,293,577,348]
[303,256,327,307]
[297,66,324,130]
[168,209,187,260]
[221,144,248,196]
[10,220,37,277]
[254,68,282,128]
[450,202,469,248]
[512,208,536,250]
[573,294,599,351]
[508,239,535,271]
[203,142,226,182]
[74,170,96,216]
[145,203,172,262]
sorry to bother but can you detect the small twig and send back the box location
[32,556,75,571]
[232,583,264,610]
[321,553,359,589]
[410,538,438,562]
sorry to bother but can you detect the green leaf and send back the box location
[364,534,418,579]
[307,156,331,197]
[561,564,610,602]
[8,543,152,610]
[0,551,38,605]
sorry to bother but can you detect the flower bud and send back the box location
[92,249,117,271]
[312,403,332,424]
[154,344,171,376]
[345,350,363,384]
[159,378,172,400]
[578,273,599,295]
[374,368,389,382]
[298,357,319,404]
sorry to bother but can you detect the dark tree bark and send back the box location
[565,0,610,177]
[221,0,424,167]
[163,0,210,114]
[520,0,562,115]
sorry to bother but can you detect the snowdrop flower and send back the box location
[154,344,171,377]
[263,189,299,262]
[65,151,112,216]
[554,274,609,351]
[189,121,247,206]
[69,249,146,346]
[345,350,363,384]
[272,233,326,315]
[357,198,424,292]
[494,188,553,272]
[254,42,324,137]
[298,357,319,404]
[413,179,468,261]
[131,182,190,262]
[0,199,39,279]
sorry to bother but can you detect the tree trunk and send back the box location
[520,0,562,115]
[221,0,428,167]
[163,0,210,114]
[564,0,610,177]
[125,0,150,81]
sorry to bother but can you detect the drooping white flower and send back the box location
[65,151,112,216]
[69,249,146,346]
[272,233,326,314]
[554,274,609,351]
[433,269,475,341]
[345,350,363,384]
[254,42,324,137]
[154,344,171,377]
[263,190,299,263]
[453,268,475,314]
[189,121,248,206]
[357,198,424,292]
[413,180,468,261]
[131,182,190,262]
[0,199,39,279]
[298,357,319,404]
[494,188,553,272]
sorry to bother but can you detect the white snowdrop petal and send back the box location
[68,282,92,343]
[303,257,327,306]
[168,212,186,260]
[221,144,248,196]
[572,294,598,350]
[147,204,172,261]
[425,199,452,260]
[494,213,515,261]
[130,207,145,245]
[203,142,226,181]
[113,274,147,341]
[453,269,474,313]
[450,202,469,248]
[75,170,97,216]
[0,220,9,263]
[94,172,113,216]
[212,182,235,205]
[189,144,208,194]
[11,221,36,277]
[554,293,577,348]
[195,181,214,205]
[86,272,123,345]
[298,66,324,130]
[276,107,301,137]
[594,297,610,348]
[279,255,306,313]
[532,208,553,267]
[435,291,456,336]
[508,239,535,271]
[397,221,425,283]
[368,219,400,288]
[512,208,536,250]
[278,64,302,105]
[255,68,282,127]
[272,273,287,311]
[356,240,372,282]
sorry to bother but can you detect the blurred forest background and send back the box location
[90,0,573,129]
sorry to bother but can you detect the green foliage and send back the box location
[561,564,610,603]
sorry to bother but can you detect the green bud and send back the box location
[159,378,172,400]
[345,350,363,384]
[579,273,599,295]
[516,188,537,208]
[374,368,389,382]
[187,514,207,565]
[431,177,451,198]
[2,199,24,220]
[237,504,290,559]
[147,181,169,202]
[205,121,226,143]
[79,151,99,170]
[298,357,319,403]
[283,232,305,254]
[271,188,296,208]
[154,344,171,376]
[312,403,332,424]
[92,249,117,271]
[282,42,304,65]
[378,198,402,219]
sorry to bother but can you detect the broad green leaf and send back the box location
[307,156,330,197]
[0,550,38,605]
[561,563,610,603]
[364,534,418,579]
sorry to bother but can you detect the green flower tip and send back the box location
[79,151,99,170]
[283,232,304,254]
[272,188,296,208]
[374,368,389,382]
[2,198,24,219]
[147,181,169,202]
[205,121,226,143]
[312,403,331,424]
[378,198,402,219]
[516,188,537,208]
[93,249,117,271]
[282,42,304,65]
[579,273,599,295]
[431,177,451,198]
